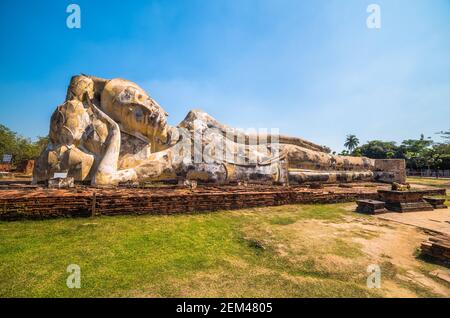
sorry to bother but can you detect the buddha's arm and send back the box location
[84,96,138,185]
[178,109,330,153]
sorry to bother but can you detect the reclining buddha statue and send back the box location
[33,74,396,186]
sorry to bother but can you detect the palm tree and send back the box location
[344,134,360,152]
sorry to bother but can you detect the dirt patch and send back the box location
[332,215,450,297]
[261,210,450,297]
[376,210,450,235]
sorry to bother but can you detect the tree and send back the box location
[0,124,19,162]
[344,134,359,152]
[342,133,450,171]
[428,142,450,170]
[399,136,433,170]
[0,124,48,165]
[34,136,50,154]
[355,140,398,159]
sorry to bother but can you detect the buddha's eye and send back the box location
[134,108,144,122]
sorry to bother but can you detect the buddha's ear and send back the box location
[83,92,92,107]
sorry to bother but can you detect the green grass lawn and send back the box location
[407,177,450,188]
[407,177,450,205]
[0,203,447,298]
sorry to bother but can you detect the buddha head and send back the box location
[100,78,170,150]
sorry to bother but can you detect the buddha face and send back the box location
[100,79,170,147]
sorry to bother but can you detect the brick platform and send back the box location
[421,234,450,266]
[378,189,445,212]
[0,183,445,221]
[423,197,448,209]
[356,199,387,214]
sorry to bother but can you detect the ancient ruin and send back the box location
[2,76,445,222]
[357,186,447,214]
[32,75,405,186]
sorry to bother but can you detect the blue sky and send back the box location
[0,0,449,151]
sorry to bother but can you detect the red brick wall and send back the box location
[0,163,12,172]
[0,186,379,221]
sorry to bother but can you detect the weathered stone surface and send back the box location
[32,75,405,186]
[423,197,448,209]
[378,189,436,212]
[356,199,387,214]
[391,182,411,191]
[48,177,75,189]
[374,159,406,184]
[421,234,450,266]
